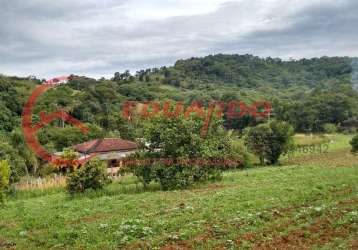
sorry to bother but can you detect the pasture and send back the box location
[0,134,357,249]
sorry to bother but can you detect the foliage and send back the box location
[66,158,110,194]
[38,124,104,152]
[350,134,358,153]
[323,123,337,134]
[0,140,27,183]
[53,148,80,172]
[0,55,358,181]
[274,85,358,132]
[244,120,294,165]
[125,114,246,190]
[0,159,10,204]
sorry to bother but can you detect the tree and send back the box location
[323,123,337,134]
[244,120,294,165]
[113,72,121,82]
[244,124,272,165]
[125,113,248,190]
[9,129,39,175]
[0,140,27,182]
[54,148,80,172]
[0,159,10,204]
[267,120,294,164]
[66,158,110,194]
[350,134,358,153]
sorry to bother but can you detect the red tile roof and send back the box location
[44,76,70,84]
[72,138,138,154]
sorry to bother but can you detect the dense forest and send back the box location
[1,54,358,179]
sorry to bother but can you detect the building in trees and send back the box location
[43,76,71,85]
[72,138,138,175]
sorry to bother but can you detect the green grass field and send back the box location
[1,167,357,249]
[1,134,357,249]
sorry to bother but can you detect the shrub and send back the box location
[125,153,235,190]
[323,123,337,134]
[0,160,10,204]
[54,148,80,173]
[228,139,254,168]
[124,114,247,190]
[350,134,358,153]
[153,163,194,190]
[66,158,110,194]
[0,141,26,183]
[133,164,154,189]
[38,163,56,177]
[244,120,294,165]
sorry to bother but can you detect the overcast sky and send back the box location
[0,0,357,79]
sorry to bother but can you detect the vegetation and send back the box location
[1,55,358,180]
[323,123,337,134]
[350,134,358,153]
[0,160,10,204]
[125,114,248,190]
[244,120,294,165]
[0,164,357,249]
[66,159,110,194]
[0,54,358,248]
[282,134,358,167]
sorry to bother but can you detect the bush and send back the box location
[0,141,26,183]
[228,139,254,168]
[153,163,194,190]
[38,163,56,177]
[124,114,248,190]
[66,158,110,194]
[0,160,10,204]
[350,134,358,153]
[323,123,337,134]
[244,120,294,165]
[128,160,223,191]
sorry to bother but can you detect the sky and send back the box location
[0,0,357,79]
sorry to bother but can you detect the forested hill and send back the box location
[169,54,354,89]
[112,54,357,102]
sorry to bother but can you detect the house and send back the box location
[43,76,70,85]
[72,138,138,175]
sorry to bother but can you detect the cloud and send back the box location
[0,0,357,78]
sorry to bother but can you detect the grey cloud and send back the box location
[212,0,358,58]
[0,0,357,78]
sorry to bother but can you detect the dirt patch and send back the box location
[0,221,17,229]
[330,186,353,196]
[351,239,358,250]
[253,218,352,250]
[0,239,16,249]
[160,241,193,250]
[124,241,151,250]
[68,212,111,224]
[192,233,213,242]
[240,198,358,250]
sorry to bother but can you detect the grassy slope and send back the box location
[1,164,357,249]
[282,134,358,167]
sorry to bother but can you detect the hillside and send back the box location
[1,54,358,180]
[1,54,357,132]
[112,55,356,101]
